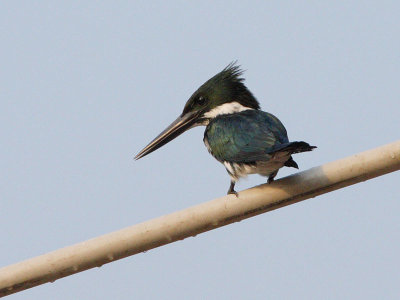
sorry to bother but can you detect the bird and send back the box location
[135,63,316,196]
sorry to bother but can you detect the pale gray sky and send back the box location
[1,1,399,299]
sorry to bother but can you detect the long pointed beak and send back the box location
[135,111,199,160]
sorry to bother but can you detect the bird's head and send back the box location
[135,62,260,160]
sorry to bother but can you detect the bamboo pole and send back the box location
[1,141,400,297]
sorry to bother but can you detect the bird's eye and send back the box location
[197,96,207,105]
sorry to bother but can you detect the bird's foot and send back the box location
[227,190,239,197]
[267,171,278,184]
[227,181,239,197]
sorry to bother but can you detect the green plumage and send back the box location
[204,110,289,163]
[182,63,260,117]
[135,62,316,195]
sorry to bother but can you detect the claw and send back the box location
[267,170,278,183]
[228,190,239,197]
[227,181,239,197]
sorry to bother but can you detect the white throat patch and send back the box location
[203,102,253,119]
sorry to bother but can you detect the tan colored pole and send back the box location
[1,141,400,297]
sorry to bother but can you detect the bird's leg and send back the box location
[267,170,278,184]
[227,180,238,197]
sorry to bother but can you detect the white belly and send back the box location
[204,134,292,182]
[223,151,291,182]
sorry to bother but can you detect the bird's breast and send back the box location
[222,159,288,181]
[204,134,289,181]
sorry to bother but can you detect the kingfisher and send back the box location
[135,63,316,196]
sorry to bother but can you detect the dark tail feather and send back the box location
[284,156,299,169]
[272,141,317,154]
[273,141,316,169]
